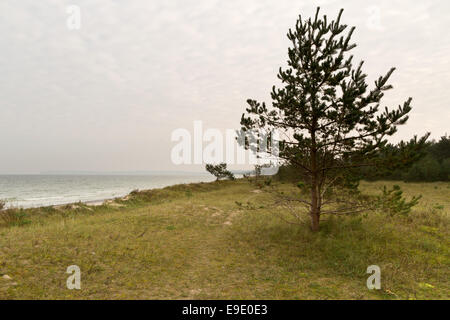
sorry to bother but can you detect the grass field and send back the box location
[0,179,448,299]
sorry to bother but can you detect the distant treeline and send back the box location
[367,135,450,182]
[275,135,450,183]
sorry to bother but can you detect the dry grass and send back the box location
[0,180,448,299]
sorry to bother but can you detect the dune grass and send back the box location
[0,179,448,299]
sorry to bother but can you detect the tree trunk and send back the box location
[310,176,320,232]
[311,207,320,232]
[310,124,320,232]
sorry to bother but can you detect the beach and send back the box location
[0,174,215,209]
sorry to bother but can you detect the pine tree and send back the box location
[240,7,428,231]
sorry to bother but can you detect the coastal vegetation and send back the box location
[362,135,450,182]
[0,179,448,299]
[205,163,235,181]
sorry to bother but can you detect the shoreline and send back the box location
[2,177,219,210]
[3,192,133,211]
[1,174,249,210]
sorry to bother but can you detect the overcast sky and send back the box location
[0,0,449,173]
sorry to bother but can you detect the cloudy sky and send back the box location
[0,0,449,173]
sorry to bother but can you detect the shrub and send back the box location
[296,181,305,189]
[0,208,31,227]
[205,163,235,181]
[376,185,421,216]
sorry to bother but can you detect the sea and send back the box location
[0,174,216,209]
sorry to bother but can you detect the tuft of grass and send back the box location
[0,208,31,227]
[1,201,31,227]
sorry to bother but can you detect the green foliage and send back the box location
[410,155,441,181]
[205,163,235,181]
[275,164,306,182]
[442,158,450,180]
[429,135,450,161]
[296,181,306,191]
[0,208,31,227]
[239,7,428,230]
[376,185,421,216]
[363,135,450,182]
[277,135,449,183]
[0,200,31,227]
